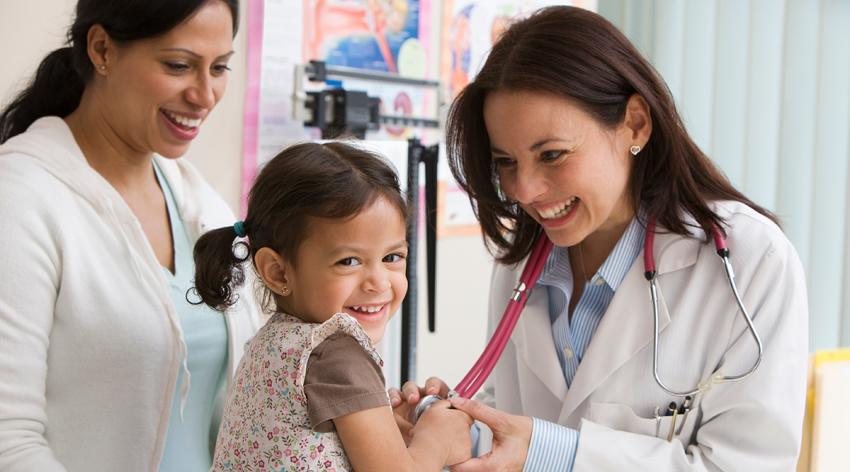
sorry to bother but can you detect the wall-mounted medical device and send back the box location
[294,60,440,139]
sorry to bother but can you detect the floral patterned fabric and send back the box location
[211,312,384,472]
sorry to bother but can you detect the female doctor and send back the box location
[391,6,809,471]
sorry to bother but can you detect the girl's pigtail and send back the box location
[190,225,248,311]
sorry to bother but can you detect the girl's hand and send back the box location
[389,376,451,408]
[448,397,532,472]
[389,376,451,442]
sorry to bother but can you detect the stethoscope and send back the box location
[414,217,764,421]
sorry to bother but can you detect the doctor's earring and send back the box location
[629,145,642,156]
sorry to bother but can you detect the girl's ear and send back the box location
[254,247,291,296]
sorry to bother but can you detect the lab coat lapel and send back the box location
[557,229,698,423]
[513,283,569,402]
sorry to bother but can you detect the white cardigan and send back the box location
[0,117,260,471]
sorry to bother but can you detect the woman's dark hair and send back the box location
[0,0,238,143]
[192,141,408,312]
[446,6,777,265]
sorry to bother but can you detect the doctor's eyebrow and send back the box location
[491,137,575,156]
[159,48,235,61]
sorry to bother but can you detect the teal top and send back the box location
[155,164,229,471]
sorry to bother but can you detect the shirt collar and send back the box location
[597,216,645,290]
[538,244,571,289]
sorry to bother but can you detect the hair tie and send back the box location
[233,220,246,238]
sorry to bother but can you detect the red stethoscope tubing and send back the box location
[453,233,554,398]
[643,217,727,276]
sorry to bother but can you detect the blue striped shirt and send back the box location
[522,217,645,471]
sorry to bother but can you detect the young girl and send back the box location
[193,141,472,471]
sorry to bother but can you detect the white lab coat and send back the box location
[481,200,808,471]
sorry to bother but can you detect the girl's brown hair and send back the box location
[192,141,407,311]
[446,6,776,264]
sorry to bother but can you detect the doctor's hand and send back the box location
[411,400,474,467]
[448,396,532,472]
[389,376,450,443]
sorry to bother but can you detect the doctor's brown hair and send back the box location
[446,6,777,265]
[191,141,407,312]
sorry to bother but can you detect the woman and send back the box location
[392,6,808,471]
[0,1,260,470]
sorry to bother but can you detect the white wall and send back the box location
[1,0,76,105]
[0,0,493,388]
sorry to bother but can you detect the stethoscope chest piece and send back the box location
[412,390,463,423]
[412,394,444,423]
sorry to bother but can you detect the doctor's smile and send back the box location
[535,196,580,220]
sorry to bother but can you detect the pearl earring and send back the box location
[98,64,106,71]
[629,145,641,156]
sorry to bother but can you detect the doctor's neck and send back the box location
[576,209,635,274]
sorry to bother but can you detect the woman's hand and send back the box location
[411,400,474,467]
[388,377,451,443]
[448,397,532,472]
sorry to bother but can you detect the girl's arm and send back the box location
[306,332,472,471]
[335,400,472,471]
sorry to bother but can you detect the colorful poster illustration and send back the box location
[303,0,425,75]
[441,0,597,100]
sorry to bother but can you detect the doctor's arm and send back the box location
[0,173,67,471]
[449,398,579,472]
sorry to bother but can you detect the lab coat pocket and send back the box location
[588,402,700,444]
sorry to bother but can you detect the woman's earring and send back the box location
[629,145,642,156]
[280,286,291,296]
